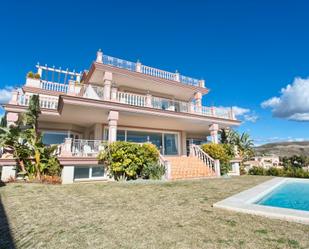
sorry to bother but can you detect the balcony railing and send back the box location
[101,54,203,87]
[71,139,106,157]
[17,93,58,109]
[16,83,235,120]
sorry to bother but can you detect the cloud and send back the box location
[0,87,14,104]
[231,106,258,123]
[261,77,309,121]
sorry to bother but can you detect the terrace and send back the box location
[14,61,236,120]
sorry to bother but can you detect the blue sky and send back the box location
[0,0,308,144]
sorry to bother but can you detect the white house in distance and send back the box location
[1,50,241,183]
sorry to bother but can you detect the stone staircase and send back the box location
[167,156,216,180]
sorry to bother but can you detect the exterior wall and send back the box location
[61,166,74,184]
[1,166,16,182]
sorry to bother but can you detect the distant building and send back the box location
[244,155,280,170]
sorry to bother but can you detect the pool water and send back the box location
[256,181,309,211]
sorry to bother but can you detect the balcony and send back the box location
[17,81,235,120]
[101,53,203,87]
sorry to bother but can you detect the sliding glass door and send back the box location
[115,129,179,156]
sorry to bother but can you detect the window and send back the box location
[164,133,178,155]
[92,167,104,177]
[117,130,126,141]
[74,167,89,179]
[42,131,68,145]
[74,166,105,180]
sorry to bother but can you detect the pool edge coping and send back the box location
[213,177,309,225]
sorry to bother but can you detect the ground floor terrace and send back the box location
[0,176,308,249]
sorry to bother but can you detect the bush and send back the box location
[45,157,61,176]
[98,141,159,180]
[27,71,34,78]
[26,71,40,79]
[249,166,309,178]
[248,166,266,176]
[201,143,232,175]
[141,162,165,180]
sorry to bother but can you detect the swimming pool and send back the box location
[256,181,309,211]
[214,178,309,224]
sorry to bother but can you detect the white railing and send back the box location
[36,64,82,85]
[180,75,200,86]
[71,139,106,157]
[152,96,189,112]
[190,144,216,173]
[40,81,68,93]
[101,53,201,87]
[141,65,176,81]
[117,91,147,107]
[103,55,136,71]
[18,94,58,110]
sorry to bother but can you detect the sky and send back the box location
[0,0,308,145]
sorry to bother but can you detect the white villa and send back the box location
[1,50,241,183]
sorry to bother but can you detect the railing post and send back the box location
[111,86,118,102]
[214,159,221,176]
[96,49,103,63]
[165,160,171,180]
[174,70,180,82]
[146,93,152,107]
[198,79,205,88]
[136,60,142,73]
[60,138,72,157]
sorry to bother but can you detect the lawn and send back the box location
[0,176,308,249]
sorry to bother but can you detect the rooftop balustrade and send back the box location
[100,53,204,87]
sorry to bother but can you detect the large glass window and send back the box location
[92,167,104,177]
[164,133,178,155]
[117,130,126,141]
[42,131,68,145]
[127,131,163,151]
[74,167,90,179]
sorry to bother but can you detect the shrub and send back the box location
[27,71,34,78]
[201,143,232,175]
[141,162,165,180]
[98,141,159,180]
[249,166,309,178]
[248,166,266,176]
[34,73,41,79]
[45,157,61,176]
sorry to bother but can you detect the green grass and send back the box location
[0,176,308,249]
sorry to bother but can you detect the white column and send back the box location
[214,160,221,176]
[96,49,103,63]
[111,86,118,102]
[194,92,202,113]
[108,111,119,143]
[146,93,152,107]
[174,70,180,82]
[198,79,205,88]
[61,166,74,184]
[103,71,112,101]
[136,60,142,73]
[1,166,16,182]
[209,123,219,144]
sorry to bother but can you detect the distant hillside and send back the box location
[255,141,309,157]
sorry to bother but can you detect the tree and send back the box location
[219,129,254,160]
[0,95,61,180]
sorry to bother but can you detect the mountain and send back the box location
[255,141,309,157]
